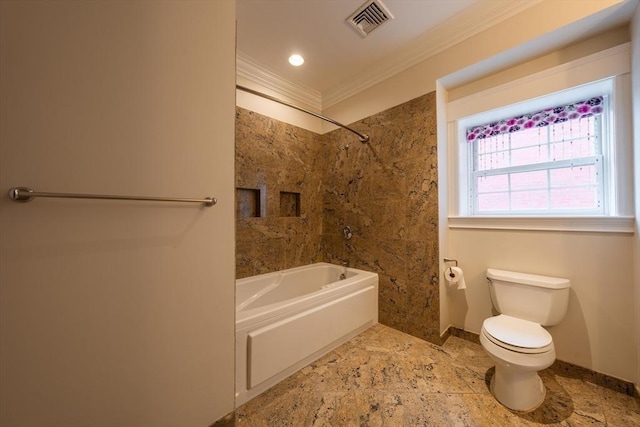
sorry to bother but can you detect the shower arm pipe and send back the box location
[236,85,370,143]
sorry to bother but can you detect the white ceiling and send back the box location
[236,0,540,104]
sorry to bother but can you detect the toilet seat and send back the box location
[482,315,553,354]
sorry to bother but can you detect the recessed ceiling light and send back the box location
[288,54,304,67]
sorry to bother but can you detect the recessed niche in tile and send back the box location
[280,191,300,217]
[236,188,261,218]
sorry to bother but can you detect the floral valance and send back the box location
[466,96,604,142]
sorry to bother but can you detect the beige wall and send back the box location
[0,1,236,426]
[448,229,636,382]
[447,25,630,102]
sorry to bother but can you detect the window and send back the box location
[445,43,633,232]
[466,96,607,215]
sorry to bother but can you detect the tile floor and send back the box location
[236,324,640,426]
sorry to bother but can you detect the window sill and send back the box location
[448,216,635,234]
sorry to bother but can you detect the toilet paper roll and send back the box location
[446,266,466,290]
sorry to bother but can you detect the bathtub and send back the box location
[235,262,378,406]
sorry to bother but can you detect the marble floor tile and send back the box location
[236,324,639,426]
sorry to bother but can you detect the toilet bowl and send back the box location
[480,314,555,411]
[480,269,570,412]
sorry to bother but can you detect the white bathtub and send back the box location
[235,262,378,406]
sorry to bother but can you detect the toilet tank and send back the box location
[487,269,571,326]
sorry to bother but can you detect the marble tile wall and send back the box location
[235,93,439,344]
[235,107,324,279]
[321,92,440,344]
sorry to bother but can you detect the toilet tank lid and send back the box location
[487,269,570,289]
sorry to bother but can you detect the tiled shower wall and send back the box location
[321,93,440,344]
[235,107,323,279]
[235,93,440,344]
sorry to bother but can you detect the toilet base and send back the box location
[491,364,546,412]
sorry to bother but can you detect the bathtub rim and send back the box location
[236,262,378,327]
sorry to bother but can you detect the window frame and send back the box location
[445,43,634,233]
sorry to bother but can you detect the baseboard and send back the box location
[439,326,451,344]
[551,359,636,397]
[444,325,636,397]
[448,326,480,345]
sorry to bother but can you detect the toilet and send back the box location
[480,268,571,412]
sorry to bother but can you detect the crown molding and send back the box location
[322,0,542,108]
[236,51,322,111]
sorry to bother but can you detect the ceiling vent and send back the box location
[347,0,394,38]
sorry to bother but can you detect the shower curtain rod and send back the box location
[236,85,370,143]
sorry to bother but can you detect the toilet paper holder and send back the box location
[443,257,458,278]
[443,257,458,266]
